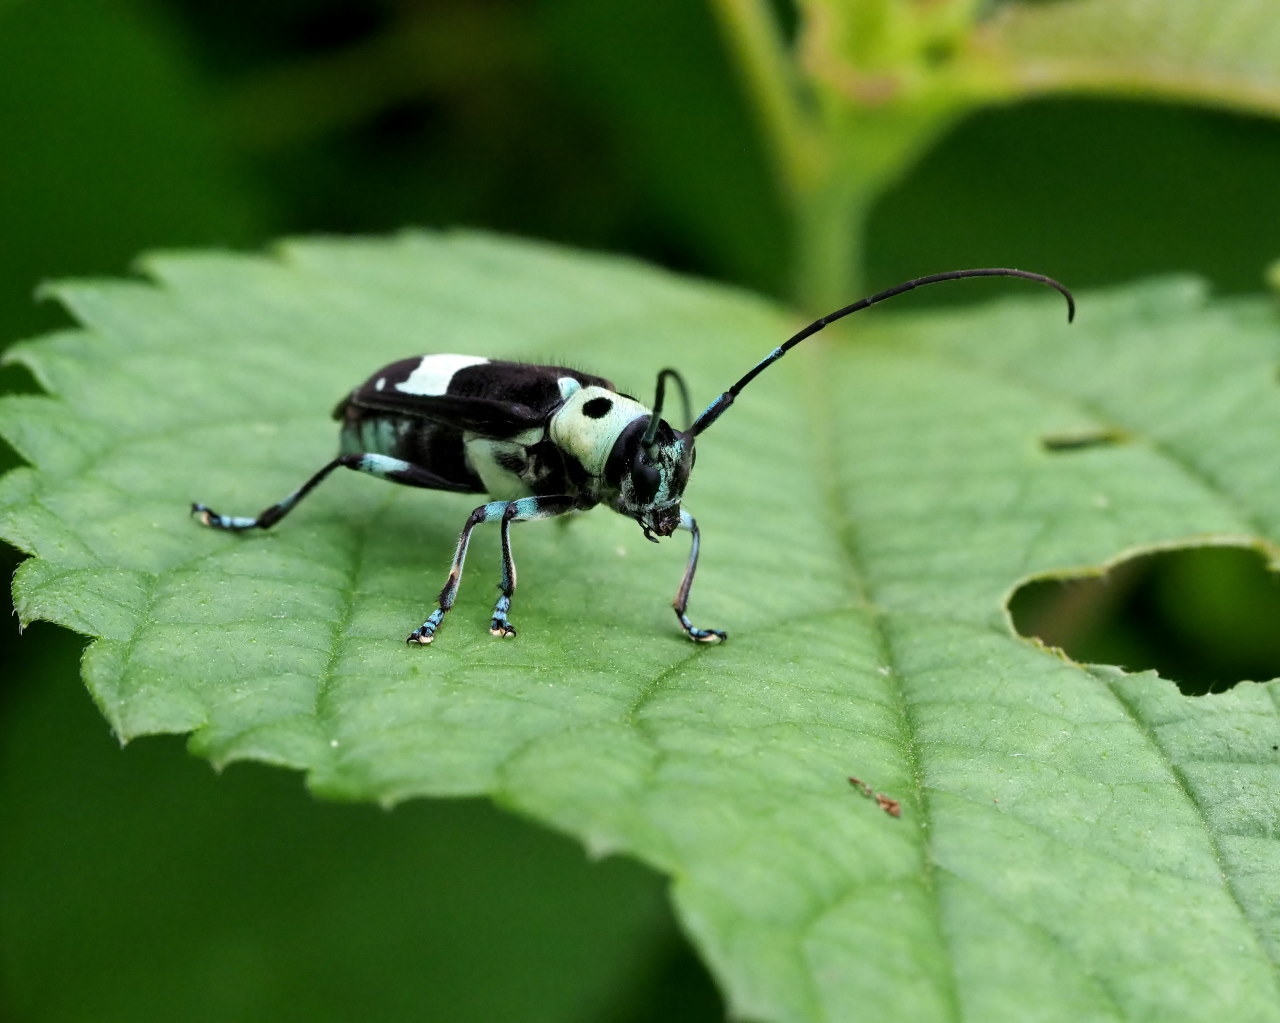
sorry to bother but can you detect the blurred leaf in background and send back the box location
[0,0,259,346]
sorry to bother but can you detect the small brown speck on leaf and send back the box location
[848,776,902,819]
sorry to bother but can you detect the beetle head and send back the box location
[604,415,694,540]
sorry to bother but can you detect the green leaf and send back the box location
[970,0,1280,117]
[791,0,1280,122]
[3,233,1279,1022]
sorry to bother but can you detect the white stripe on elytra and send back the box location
[395,354,489,396]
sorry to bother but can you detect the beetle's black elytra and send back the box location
[192,268,1073,645]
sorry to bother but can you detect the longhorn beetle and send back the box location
[193,268,1074,645]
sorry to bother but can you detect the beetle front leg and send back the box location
[673,509,726,643]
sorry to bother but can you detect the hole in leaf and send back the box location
[1008,545,1280,696]
[1040,428,1127,452]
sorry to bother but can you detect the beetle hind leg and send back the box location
[194,453,474,533]
[192,502,266,531]
[190,456,345,531]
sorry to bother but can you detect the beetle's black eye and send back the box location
[631,456,661,504]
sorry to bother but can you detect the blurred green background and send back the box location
[4,1,1280,1019]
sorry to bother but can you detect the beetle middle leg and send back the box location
[408,495,577,645]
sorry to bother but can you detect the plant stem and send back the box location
[707,0,820,201]
[711,1,966,311]
[791,176,870,313]
[710,0,875,309]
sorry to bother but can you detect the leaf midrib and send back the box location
[806,337,965,1023]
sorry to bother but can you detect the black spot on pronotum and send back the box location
[1008,545,1280,696]
[582,396,613,419]
[1040,428,1128,452]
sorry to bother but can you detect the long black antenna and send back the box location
[642,368,694,448]
[688,268,1074,438]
